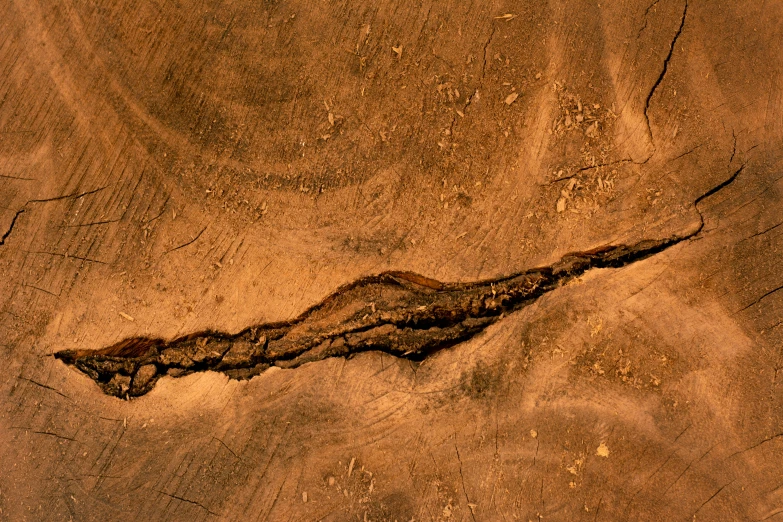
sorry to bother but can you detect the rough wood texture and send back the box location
[1,0,782,520]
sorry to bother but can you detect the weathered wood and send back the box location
[1,0,781,520]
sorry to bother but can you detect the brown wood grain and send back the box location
[1,0,782,520]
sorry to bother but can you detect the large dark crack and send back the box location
[55,167,744,398]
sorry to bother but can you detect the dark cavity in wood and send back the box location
[53,239,684,397]
[54,165,744,398]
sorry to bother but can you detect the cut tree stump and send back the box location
[1,0,782,520]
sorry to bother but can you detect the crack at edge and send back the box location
[54,165,745,398]
[0,209,25,245]
[643,0,688,147]
[0,186,108,248]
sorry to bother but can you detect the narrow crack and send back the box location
[548,158,636,184]
[0,209,25,245]
[0,174,36,181]
[17,376,71,399]
[60,217,123,228]
[447,24,496,137]
[31,430,77,442]
[742,220,783,241]
[737,284,783,313]
[643,0,687,146]
[671,142,704,162]
[164,226,206,254]
[694,164,743,209]
[23,250,107,264]
[155,490,219,516]
[11,427,77,442]
[688,479,735,520]
[729,130,738,166]
[480,26,496,85]
[55,168,744,398]
[638,0,663,38]
[142,196,170,224]
[726,433,783,460]
[454,437,478,522]
[0,187,108,248]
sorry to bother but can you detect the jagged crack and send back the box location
[54,166,744,398]
[55,236,687,397]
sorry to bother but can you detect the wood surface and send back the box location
[1,0,782,520]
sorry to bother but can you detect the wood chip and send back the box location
[596,442,610,457]
[505,92,519,105]
[119,312,135,322]
[348,457,356,477]
[494,13,517,21]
